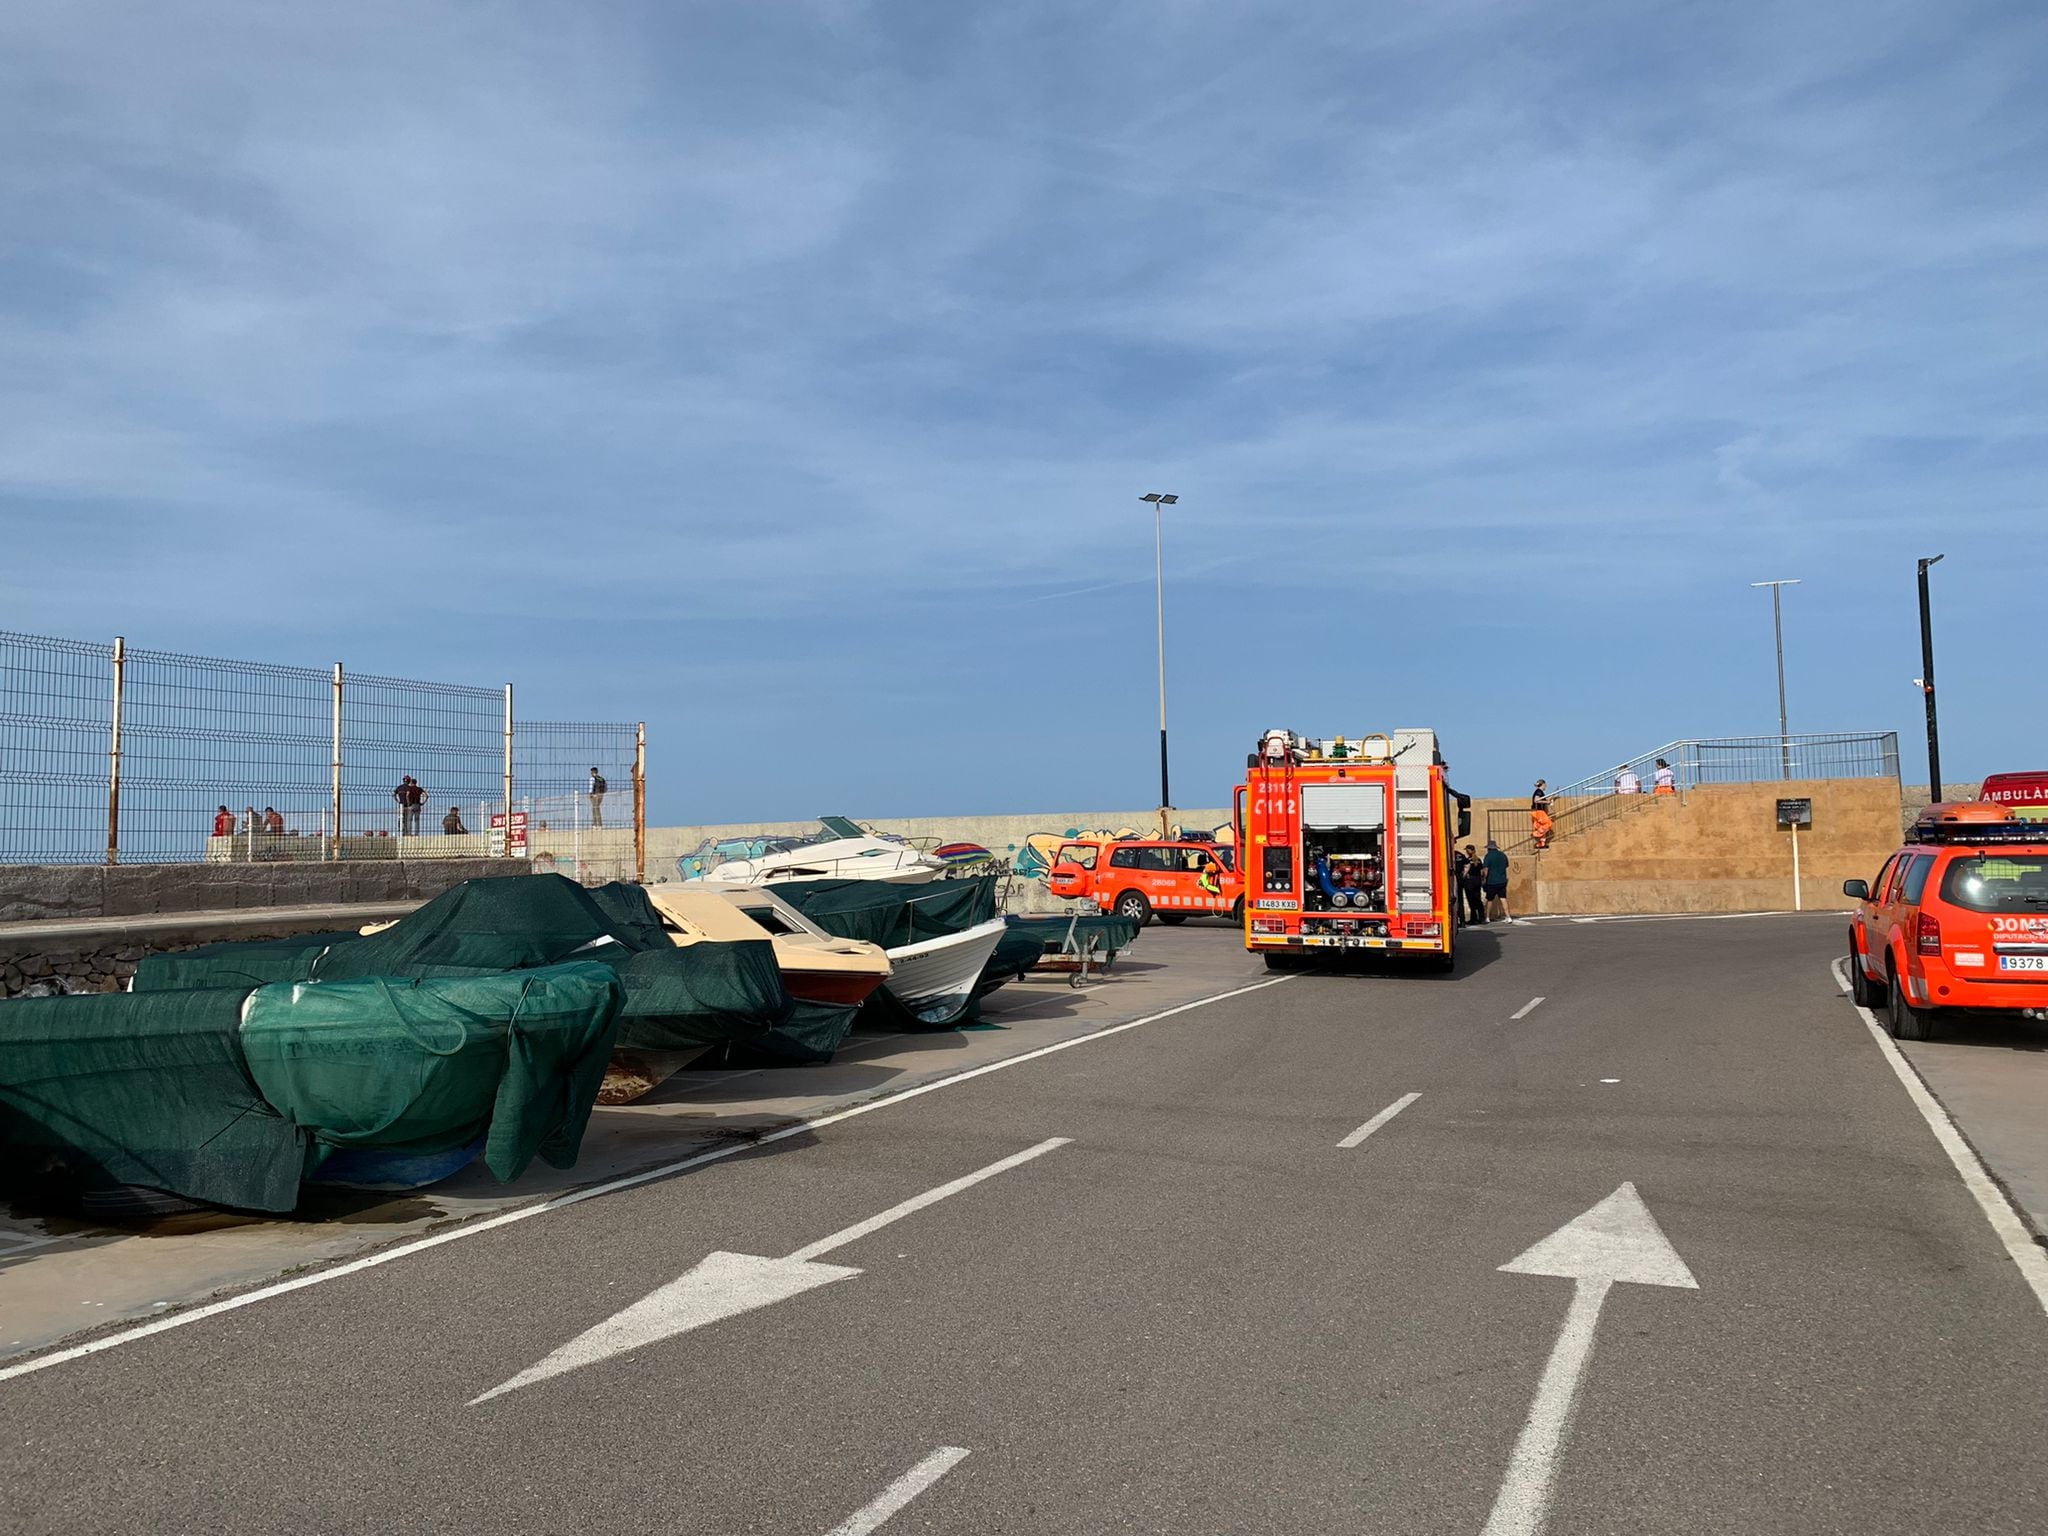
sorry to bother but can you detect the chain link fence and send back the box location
[0,630,644,876]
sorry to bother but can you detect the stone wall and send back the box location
[0,916,369,1000]
[1506,777,1904,915]
[0,858,518,924]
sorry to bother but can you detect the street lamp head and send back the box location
[1141,492,1178,505]
[1920,553,1945,571]
[1750,578,1802,589]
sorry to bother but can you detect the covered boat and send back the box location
[0,962,624,1212]
[769,875,1010,1027]
[645,885,892,1008]
[132,874,855,1100]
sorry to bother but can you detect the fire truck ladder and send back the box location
[1390,729,1438,913]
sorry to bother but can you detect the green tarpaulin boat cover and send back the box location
[133,931,359,993]
[769,876,1004,1031]
[243,963,623,1187]
[1006,913,1142,955]
[978,925,1049,995]
[0,986,307,1211]
[0,962,624,1212]
[311,876,629,980]
[128,874,822,1060]
[769,876,997,949]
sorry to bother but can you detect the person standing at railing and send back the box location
[588,767,607,828]
[1530,780,1553,850]
[262,806,284,835]
[393,775,424,836]
[1653,758,1677,796]
[1615,766,1641,795]
[212,805,235,838]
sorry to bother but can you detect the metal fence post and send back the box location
[634,721,646,884]
[503,684,515,858]
[330,663,344,860]
[106,636,125,865]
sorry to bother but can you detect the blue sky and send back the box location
[2,1,2043,823]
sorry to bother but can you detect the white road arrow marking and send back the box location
[471,1137,1070,1405]
[1482,1182,1698,1536]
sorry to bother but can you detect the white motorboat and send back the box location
[692,816,943,887]
[884,917,1008,1023]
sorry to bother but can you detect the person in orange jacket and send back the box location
[211,805,235,838]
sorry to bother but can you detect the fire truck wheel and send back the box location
[1263,951,1303,971]
[1113,890,1152,924]
[1429,952,1456,974]
[1229,898,1244,925]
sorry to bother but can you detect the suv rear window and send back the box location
[1939,854,2048,913]
[1109,846,1171,871]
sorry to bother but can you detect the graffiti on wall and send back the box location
[1012,821,1235,881]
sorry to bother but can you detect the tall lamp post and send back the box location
[1750,579,1801,779]
[1917,555,1945,802]
[1141,492,1178,834]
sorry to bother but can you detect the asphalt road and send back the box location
[4,916,2045,1534]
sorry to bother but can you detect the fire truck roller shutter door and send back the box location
[1302,783,1386,829]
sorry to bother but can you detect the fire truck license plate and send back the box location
[1999,955,2048,972]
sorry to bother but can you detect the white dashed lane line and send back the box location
[1337,1093,1422,1149]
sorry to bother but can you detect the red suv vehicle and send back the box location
[1050,839,1244,926]
[1844,803,2048,1039]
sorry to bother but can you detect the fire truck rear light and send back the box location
[1916,913,1942,956]
[1407,921,1443,939]
[1252,919,1286,935]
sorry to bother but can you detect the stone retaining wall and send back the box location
[0,917,361,1000]
[0,859,517,924]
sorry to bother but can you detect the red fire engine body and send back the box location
[1235,729,1471,971]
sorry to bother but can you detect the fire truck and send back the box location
[1235,728,1471,971]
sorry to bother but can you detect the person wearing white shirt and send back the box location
[1615,767,1641,795]
[1652,758,1677,795]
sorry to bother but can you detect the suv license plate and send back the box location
[1998,955,2048,972]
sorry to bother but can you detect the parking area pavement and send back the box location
[0,921,1258,1361]
[1876,992,2048,1235]
[3,913,2043,1535]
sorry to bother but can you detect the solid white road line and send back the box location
[825,1447,971,1536]
[787,1138,1069,1262]
[1509,996,1546,1021]
[1337,1092,1421,1149]
[1829,957,2048,1316]
[0,973,1295,1387]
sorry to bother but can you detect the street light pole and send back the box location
[1750,579,1801,779]
[1918,555,1945,802]
[1141,493,1178,833]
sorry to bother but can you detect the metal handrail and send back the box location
[1543,732,1900,802]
